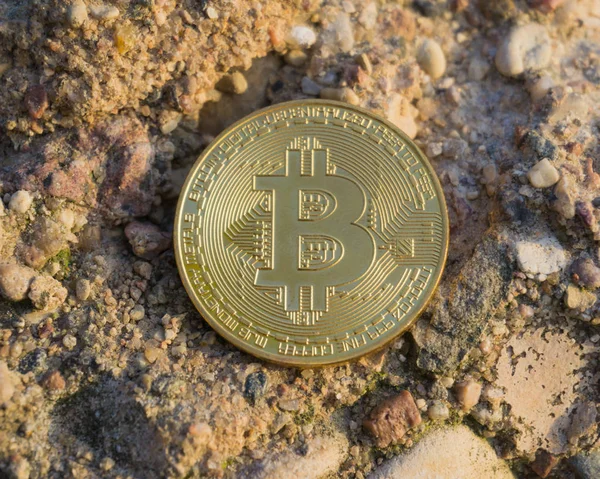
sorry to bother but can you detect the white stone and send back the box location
[495,24,551,77]
[9,190,33,214]
[417,39,447,80]
[205,6,218,19]
[287,25,317,49]
[368,426,514,479]
[89,4,120,20]
[515,235,567,275]
[253,433,348,479]
[527,158,560,188]
[68,0,88,28]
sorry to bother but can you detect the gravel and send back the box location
[0,1,599,477]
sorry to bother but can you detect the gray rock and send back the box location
[413,234,514,374]
[572,258,600,289]
[301,77,322,96]
[567,402,598,444]
[244,371,268,405]
[570,449,600,479]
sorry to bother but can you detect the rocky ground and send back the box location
[0,0,599,478]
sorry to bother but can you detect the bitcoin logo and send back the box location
[175,100,449,366]
[254,137,375,313]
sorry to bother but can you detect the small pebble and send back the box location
[440,377,455,388]
[63,334,77,350]
[144,347,161,363]
[572,258,600,290]
[528,75,554,102]
[320,87,359,105]
[99,457,115,472]
[133,261,153,279]
[68,0,88,28]
[495,24,551,77]
[0,263,35,302]
[356,53,373,74]
[359,2,378,30]
[285,50,307,67]
[28,275,68,310]
[40,370,66,391]
[527,158,560,188]
[301,77,322,96]
[427,400,450,420]
[417,39,446,80]
[89,4,119,20]
[565,284,597,311]
[426,142,443,158]
[25,85,48,120]
[515,236,567,276]
[9,190,33,213]
[454,379,482,411]
[216,72,248,95]
[130,305,145,321]
[76,278,91,301]
[333,13,354,52]
[286,25,317,49]
[205,6,218,20]
[278,398,301,412]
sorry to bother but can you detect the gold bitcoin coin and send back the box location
[174,99,448,366]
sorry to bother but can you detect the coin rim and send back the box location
[174,99,449,367]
